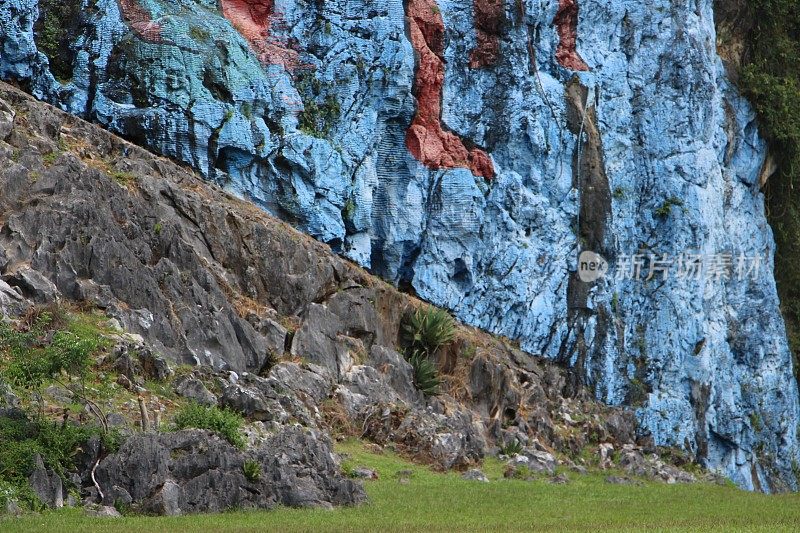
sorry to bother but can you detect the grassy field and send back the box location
[2,439,800,532]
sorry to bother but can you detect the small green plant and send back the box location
[153,222,163,236]
[42,151,59,167]
[612,186,627,200]
[400,307,455,396]
[340,462,356,478]
[500,440,524,457]
[654,197,684,218]
[298,94,341,137]
[750,412,763,432]
[33,0,81,84]
[343,198,357,220]
[173,403,245,449]
[402,307,456,357]
[0,413,115,510]
[738,1,800,384]
[243,459,262,482]
[461,343,477,360]
[189,26,210,41]
[627,378,649,407]
[113,498,132,516]
[111,171,135,187]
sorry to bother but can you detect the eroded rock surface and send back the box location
[95,428,365,514]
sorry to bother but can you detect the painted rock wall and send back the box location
[1,0,798,491]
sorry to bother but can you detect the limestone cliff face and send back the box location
[0,0,797,490]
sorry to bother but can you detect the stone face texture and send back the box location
[95,428,366,513]
[1,0,798,491]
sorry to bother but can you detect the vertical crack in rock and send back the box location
[560,78,611,394]
[118,0,162,41]
[404,0,495,179]
[220,0,299,69]
[553,0,588,71]
[469,0,505,69]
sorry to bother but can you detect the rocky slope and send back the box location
[0,0,797,491]
[0,81,710,515]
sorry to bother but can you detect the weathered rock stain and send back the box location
[554,0,589,71]
[405,0,495,179]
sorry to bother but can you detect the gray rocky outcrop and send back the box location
[95,428,365,515]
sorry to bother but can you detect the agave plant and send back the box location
[402,307,456,356]
[407,350,442,396]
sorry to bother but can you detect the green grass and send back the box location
[4,439,800,531]
[172,403,245,449]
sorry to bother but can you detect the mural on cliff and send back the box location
[1,0,798,491]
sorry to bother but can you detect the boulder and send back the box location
[521,448,557,475]
[3,268,58,303]
[28,454,63,509]
[0,279,27,316]
[219,373,316,426]
[94,428,365,515]
[174,376,218,407]
[0,379,19,408]
[138,348,173,381]
[351,467,379,480]
[599,443,615,469]
[362,405,486,470]
[84,504,122,518]
[44,385,74,404]
[368,346,421,405]
[268,362,333,404]
[290,304,354,379]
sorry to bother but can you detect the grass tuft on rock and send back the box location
[173,403,246,449]
[242,459,262,482]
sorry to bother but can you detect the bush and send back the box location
[500,440,523,457]
[402,307,456,357]
[173,403,245,449]
[0,308,108,389]
[406,350,441,397]
[738,1,800,380]
[33,0,82,83]
[0,412,112,510]
[400,307,456,396]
